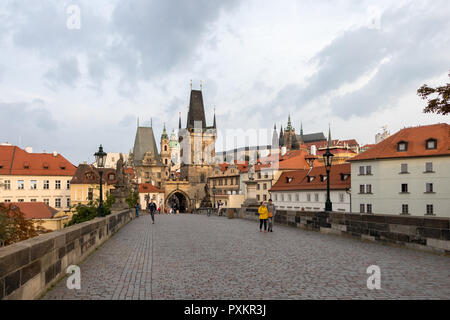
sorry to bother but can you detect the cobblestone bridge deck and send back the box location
[43,214,450,300]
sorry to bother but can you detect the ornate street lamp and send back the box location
[94,145,107,217]
[323,147,334,212]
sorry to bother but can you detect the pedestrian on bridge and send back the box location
[148,200,157,224]
[267,199,276,232]
[135,202,140,218]
[258,201,269,233]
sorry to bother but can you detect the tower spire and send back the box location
[213,106,216,128]
[328,123,332,147]
[179,112,182,129]
[137,117,139,128]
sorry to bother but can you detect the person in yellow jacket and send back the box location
[258,201,269,233]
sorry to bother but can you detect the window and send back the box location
[165,159,168,165]
[397,141,408,151]
[213,180,216,186]
[359,166,365,175]
[281,194,284,202]
[339,193,344,203]
[359,184,365,194]
[55,198,61,208]
[426,204,434,215]
[263,195,267,201]
[66,180,71,189]
[425,162,433,173]
[314,194,319,202]
[360,204,365,213]
[295,194,299,201]
[18,199,24,202]
[145,172,150,179]
[4,199,11,202]
[88,188,93,200]
[366,184,372,194]
[400,163,408,173]
[401,184,408,193]
[18,180,24,190]
[401,204,409,215]
[274,194,278,201]
[55,180,61,190]
[426,138,437,150]
[263,183,267,190]
[257,172,261,179]
[67,198,71,208]
[157,172,161,179]
[43,180,49,189]
[224,178,227,185]
[257,195,260,201]
[307,194,311,202]
[366,204,372,213]
[288,194,292,202]
[366,166,372,175]
[43,199,49,205]
[30,180,37,190]
[257,184,260,190]
[425,183,433,193]
[164,145,168,151]
[4,180,10,190]
[30,199,36,202]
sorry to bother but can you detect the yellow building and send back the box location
[70,164,117,207]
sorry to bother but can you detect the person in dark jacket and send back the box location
[148,200,157,224]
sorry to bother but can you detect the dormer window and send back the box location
[320,175,327,182]
[108,174,115,181]
[425,138,437,150]
[286,177,293,183]
[43,162,49,169]
[340,173,349,181]
[23,161,30,169]
[307,176,315,182]
[397,141,408,152]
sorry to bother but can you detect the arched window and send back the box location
[164,145,168,151]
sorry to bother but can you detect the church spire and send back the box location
[213,106,216,128]
[328,123,332,147]
[287,115,293,131]
[178,112,182,129]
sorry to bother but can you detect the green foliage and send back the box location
[417,71,450,115]
[126,190,139,208]
[65,192,116,227]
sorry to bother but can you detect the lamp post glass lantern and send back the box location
[323,148,334,212]
[94,145,107,216]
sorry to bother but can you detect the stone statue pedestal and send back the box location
[243,180,259,207]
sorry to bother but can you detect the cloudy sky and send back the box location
[0,0,449,165]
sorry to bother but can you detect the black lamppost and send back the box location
[212,185,216,208]
[323,147,334,212]
[94,145,107,217]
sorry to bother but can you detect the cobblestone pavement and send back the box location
[43,214,450,300]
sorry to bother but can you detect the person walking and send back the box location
[267,199,276,232]
[135,202,140,218]
[148,199,157,224]
[258,201,269,233]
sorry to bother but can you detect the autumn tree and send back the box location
[417,72,450,115]
[0,203,41,246]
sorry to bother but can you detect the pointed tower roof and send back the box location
[279,125,284,146]
[186,89,207,129]
[286,115,293,131]
[272,123,279,147]
[132,126,162,165]
[213,106,216,129]
[161,123,169,141]
[328,124,332,147]
[178,112,182,129]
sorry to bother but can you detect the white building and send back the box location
[92,152,129,169]
[269,163,352,212]
[349,123,450,217]
[0,145,76,211]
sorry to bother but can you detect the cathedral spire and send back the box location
[328,123,332,147]
[287,115,293,131]
[179,112,182,129]
[213,106,216,128]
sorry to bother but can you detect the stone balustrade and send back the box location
[0,209,135,300]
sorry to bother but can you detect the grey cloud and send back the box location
[270,1,450,118]
[44,56,81,89]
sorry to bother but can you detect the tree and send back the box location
[126,189,139,209]
[0,203,42,246]
[65,192,116,227]
[417,72,450,115]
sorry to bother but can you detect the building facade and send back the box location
[349,123,450,217]
[0,146,76,211]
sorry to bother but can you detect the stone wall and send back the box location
[239,207,450,255]
[0,209,135,300]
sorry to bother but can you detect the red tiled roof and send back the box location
[124,167,135,179]
[269,163,351,191]
[349,123,450,162]
[1,202,59,219]
[138,183,164,193]
[70,164,117,185]
[0,146,76,176]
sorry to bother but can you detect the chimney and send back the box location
[53,151,58,157]
[25,146,33,153]
[281,146,287,156]
[310,145,317,156]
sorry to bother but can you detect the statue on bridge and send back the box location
[110,153,134,212]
